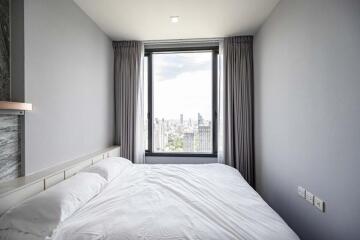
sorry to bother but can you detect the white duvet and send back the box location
[47,164,299,240]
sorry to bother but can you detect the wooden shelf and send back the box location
[0,101,32,111]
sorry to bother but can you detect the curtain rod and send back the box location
[143,38,223,46]
[143,38,223,49]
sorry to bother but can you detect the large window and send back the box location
[144,47,218,156]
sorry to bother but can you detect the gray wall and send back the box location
[254,0,360,239]
[23,0,114,174]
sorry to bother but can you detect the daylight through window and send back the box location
[144,48,218,155]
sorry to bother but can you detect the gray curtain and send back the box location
[113,41,145,163]
[223,36,254,187]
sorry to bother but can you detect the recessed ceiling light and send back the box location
[170,16,179,23]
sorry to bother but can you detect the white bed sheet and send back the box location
[52,164,299,240]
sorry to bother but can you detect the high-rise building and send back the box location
[180,114,184,125]
[183,132,195,152]
[154,118,168,152]
[198,125,212,152]
[153,119,160,151]
[198,113,204,126]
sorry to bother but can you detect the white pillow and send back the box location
[82,157,132,181]
[0,172,106,238]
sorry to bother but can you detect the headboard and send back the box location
[0,146,120,215]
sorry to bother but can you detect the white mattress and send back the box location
[49,163,299,240]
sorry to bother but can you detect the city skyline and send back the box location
[146,112,213,153]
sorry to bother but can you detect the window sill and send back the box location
[145,152,217,158]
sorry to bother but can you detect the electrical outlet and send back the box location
[314,196,325,212]
[298,186,306,198]
[305,191,314,204]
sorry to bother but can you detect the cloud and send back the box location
[153,52,212,81]
[153,67,212,120]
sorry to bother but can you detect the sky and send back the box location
[145,51,213,120]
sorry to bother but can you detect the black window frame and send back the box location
[144,46,219,157]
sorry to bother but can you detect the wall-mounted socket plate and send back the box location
[305,191,314,204]
[314,196,325,212]
[298,186,325,212]
[298,186,306,198]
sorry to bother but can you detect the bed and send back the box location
[0,147,299,240]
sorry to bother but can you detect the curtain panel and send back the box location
[223,36,255,186]
[113,41,145,163]
[217,40,225,164]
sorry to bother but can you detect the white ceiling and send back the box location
[74,0,279,41]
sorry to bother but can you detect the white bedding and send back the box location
[0,172,106,239]
[50,164,298,240]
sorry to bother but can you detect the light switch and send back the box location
[305,191,314,204]
[314,196,325,212]
[298,186,306,198]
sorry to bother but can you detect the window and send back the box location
[144,56,149,151]
[144,47,218,156]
